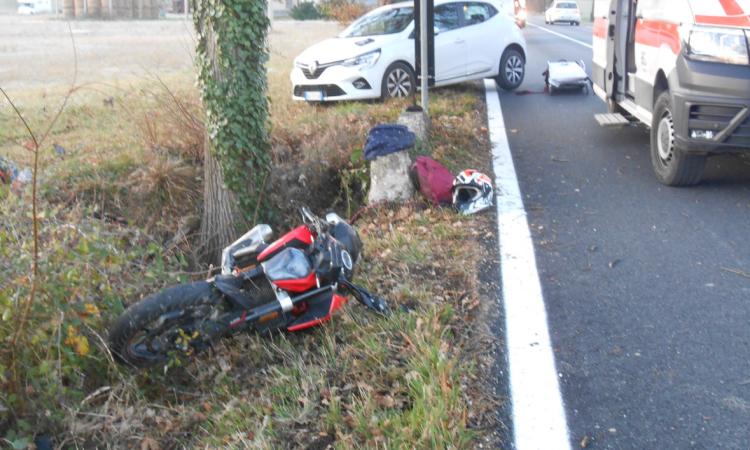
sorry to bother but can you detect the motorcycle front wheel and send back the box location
[108,281,225,368]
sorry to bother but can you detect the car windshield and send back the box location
[340,7,414,38]
[558,3,577,8]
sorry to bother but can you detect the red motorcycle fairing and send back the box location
[287,292,348,332]
[273,272,317,293]
[257,225,314,262]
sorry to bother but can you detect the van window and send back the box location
[558,2,578,8]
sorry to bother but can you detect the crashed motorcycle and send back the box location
[108,207,388,368]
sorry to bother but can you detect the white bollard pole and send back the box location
[419,0,428,114]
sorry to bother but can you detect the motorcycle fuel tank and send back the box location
[262,247,317,293]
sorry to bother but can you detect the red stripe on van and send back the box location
[635,19,681,55]
[695,14,750,27]
[696,0,750,27]
[718,0,747,17]
[593,17,607,38]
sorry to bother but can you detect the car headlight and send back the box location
[686,26,749,65]
[341,50,381,68]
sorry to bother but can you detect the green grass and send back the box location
[1,42,499,447]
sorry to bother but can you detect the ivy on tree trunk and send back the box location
[193,0,271,261]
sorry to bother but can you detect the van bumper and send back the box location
[671,55,750,155]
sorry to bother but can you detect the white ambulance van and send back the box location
[592,0,750,186]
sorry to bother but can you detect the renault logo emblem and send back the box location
[310,60,318,73]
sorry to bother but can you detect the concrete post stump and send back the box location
[367,151,414,204]
[397,109,429,141]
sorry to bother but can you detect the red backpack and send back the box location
[410,156,454,206]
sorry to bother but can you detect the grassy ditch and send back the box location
[1,22,502,449]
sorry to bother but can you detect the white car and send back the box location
[291,0,527,102]
[545,1,581,26]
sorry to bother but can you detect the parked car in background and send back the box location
[545,0,581,25]
[290,0,527,102]
[17,0,52,14]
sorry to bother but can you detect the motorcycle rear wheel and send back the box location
[108,281,225,368]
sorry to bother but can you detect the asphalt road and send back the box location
[497,16,750,450]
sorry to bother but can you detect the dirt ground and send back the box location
[0,14,341,93]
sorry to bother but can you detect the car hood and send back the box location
[295,35,396,66]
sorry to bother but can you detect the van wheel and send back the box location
[650,92,706,186]
[497,48,525,91]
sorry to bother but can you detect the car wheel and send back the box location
[650,91,706,186]
[381,62,415,100]
[496,48,525,91]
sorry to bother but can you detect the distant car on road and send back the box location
[545,0,581,26]
[291,0,527,102]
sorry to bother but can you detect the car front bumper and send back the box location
[671,55,750,154]
[290,64,383,102]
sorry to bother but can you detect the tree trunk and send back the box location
[193,0,270,263]
[200,136,238,264]
[197,14,239,264]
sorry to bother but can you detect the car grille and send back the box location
[688,105,750,148]
[301,66,326,79]
[726,115,750,147]
[297,61,337,80]
[689,105,741,125]
[293,85,346,98]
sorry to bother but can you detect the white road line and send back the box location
[484,78,571,450]
[528,21,593,49]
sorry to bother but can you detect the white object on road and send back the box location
[484,78,572,450]
[544,60,590,92]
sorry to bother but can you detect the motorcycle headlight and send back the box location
[341,49,381,68]
[686,26,749,65]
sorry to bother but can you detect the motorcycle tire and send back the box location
[108,281,224,368]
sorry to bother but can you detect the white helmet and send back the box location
[452,169,493,215]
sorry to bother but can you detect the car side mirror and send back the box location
[434,26,441,35]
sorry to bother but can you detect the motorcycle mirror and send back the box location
[301,206,315,223]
